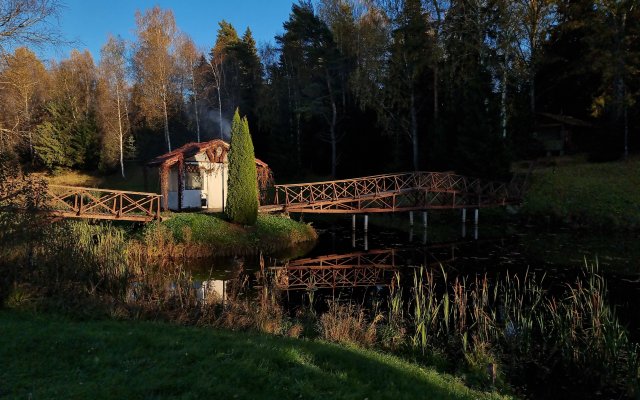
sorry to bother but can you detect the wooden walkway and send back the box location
[0,182,162,223]
[46,185,162,222]
[261,171,526,214]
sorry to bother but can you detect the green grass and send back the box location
[43,163,158,192]
[154,212,317,256]
[522,156,640,229]
[0,310,508,400]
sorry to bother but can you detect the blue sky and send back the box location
[43,0,296,61]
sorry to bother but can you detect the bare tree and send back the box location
[0,0,65,56]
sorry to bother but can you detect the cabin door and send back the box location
[206,163,227,211]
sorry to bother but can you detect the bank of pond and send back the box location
[2,210,640,399]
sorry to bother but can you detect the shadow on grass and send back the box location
[0,310,505,400]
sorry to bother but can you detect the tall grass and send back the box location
[405,262,638,394]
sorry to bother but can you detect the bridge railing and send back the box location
[47,185,162,222]
[272,249,397,290]
[272,171,521,208]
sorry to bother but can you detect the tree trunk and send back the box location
[295,113,302,172]
[433,65,439,122]
[326,69,338,178]
[24,95,33,164]
[501,62,508,139]
[624,99,628,159]
[530,68,536,118]
[217,86,223,140]
[330,101,337,178]
[116,83,125,178]
[162,85,171,152]
[410,88,419,171]
[191,62,201,142]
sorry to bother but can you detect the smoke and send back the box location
[198,107,232,142]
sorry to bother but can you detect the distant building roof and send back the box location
[537,112,592,128]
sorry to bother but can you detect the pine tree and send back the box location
[225,109,259,225]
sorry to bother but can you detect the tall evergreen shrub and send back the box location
[225,109,259,225]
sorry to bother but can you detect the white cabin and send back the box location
[147,139,270,211]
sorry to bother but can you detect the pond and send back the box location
[188,213,640,330]
[182,212,640,399]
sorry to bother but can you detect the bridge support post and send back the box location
[352,214,356,231]
[364,214,369,232]
[409,211,414,226]
[462,208,467,223]
[474,209,479,225]
[364,234,369,251]
[423,211,428,227]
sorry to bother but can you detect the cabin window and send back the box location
[185,170,202,190]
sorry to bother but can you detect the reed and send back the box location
[405,261,638,394]
[318,300,381,347]
[379,271,406,350]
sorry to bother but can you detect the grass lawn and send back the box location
[522,156,640,229]
[155,212,317,256]
[0,310,508,400]
[44,163,158,193]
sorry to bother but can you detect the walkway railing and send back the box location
[266,171,523,213]
[46,185,162,222]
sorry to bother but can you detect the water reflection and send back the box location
[193,279,228,303]
[272,243,459,291]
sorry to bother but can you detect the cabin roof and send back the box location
[537,112,592,127]
[146,139,268,168]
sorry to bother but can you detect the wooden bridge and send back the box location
[0,182,162,223]
[261,171,526,214]
[45,185,162,222]
[271,244,457,291]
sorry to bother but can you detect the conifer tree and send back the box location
[225,109,258,225]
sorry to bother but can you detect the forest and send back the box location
[0,0,638,181]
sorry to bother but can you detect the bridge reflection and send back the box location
[271,242,461,291]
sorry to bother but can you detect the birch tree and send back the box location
[132,6,179,152]
[177,34,203,142]
[514,0,557,117]
[97,35,129,177]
